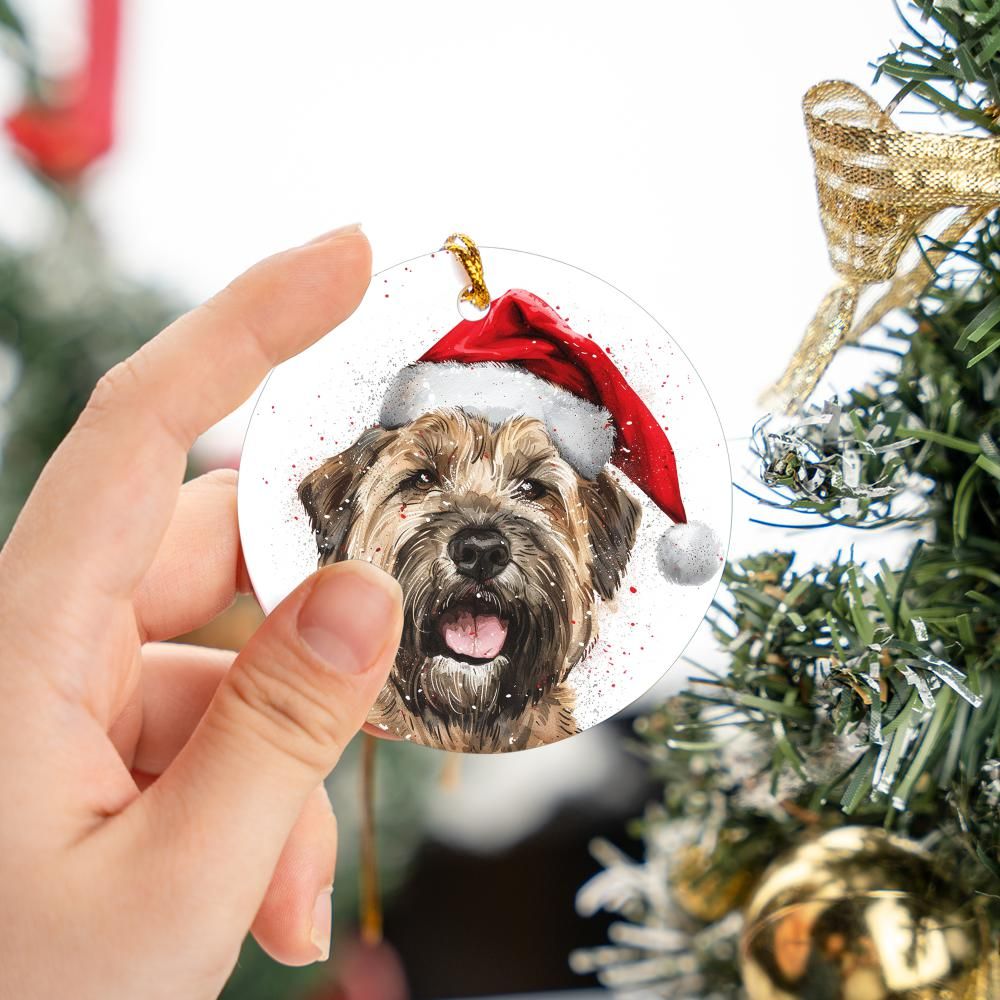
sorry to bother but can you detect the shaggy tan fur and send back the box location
[298,408,640,753]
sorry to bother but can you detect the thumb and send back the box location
[140,561,402,919]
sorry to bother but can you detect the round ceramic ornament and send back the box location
[238,237,731,753]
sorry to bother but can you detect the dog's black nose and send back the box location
[448,527,511,581]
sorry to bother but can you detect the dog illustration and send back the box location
[298,407,641,752]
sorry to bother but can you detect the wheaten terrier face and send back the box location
[298,408,640,739]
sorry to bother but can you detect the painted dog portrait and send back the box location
[297,407,641,752]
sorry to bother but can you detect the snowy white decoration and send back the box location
[656,520,722,586]
[571,818,743,999]
[381,361,615,480]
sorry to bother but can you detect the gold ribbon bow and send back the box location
[767,80,1000,412]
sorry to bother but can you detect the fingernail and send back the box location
[310,885,333,962]
[299,563,401,673]
[305,223,363,246]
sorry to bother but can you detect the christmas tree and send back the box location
[575,3,1000,997]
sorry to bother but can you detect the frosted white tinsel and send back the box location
[570,812,741,1000]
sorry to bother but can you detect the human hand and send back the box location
[0,225,404,999]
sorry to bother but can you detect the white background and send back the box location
[0,1,922,846]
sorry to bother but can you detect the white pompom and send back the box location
[656,521,722,586]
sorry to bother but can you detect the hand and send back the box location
[0,226,403,999]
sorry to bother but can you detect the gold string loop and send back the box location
[359,733,382,946]
[766,80,1000,412]
[444,232,491,311]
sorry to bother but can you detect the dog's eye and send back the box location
[408,470,437,492]
[512,479,546,502]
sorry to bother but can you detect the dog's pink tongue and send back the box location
[441,610,508,659]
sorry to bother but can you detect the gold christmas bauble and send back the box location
[740,826,994,1000]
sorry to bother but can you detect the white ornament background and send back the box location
[239,247,732,736]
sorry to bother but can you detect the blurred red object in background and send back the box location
[5,0,119,181]
[314,938,410,1000]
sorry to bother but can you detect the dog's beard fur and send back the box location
[298,409,640,750]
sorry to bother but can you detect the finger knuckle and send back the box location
[84,353,192,450]
[85,356,144,421]
[202,288,278,369]
[224,655,350,772]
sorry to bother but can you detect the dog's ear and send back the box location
[297,427,393,563]
[579,470,642,599]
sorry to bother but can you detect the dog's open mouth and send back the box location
[434,603,510,663]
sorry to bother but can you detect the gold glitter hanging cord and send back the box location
[358,740,462,946]
[359,734,382,946]
[444,232,492,311]
[765,80,1000,413]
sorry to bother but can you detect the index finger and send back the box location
[2,226,370,605]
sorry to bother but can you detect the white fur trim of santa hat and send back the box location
[380,361,615,480]
[656,521,722,586]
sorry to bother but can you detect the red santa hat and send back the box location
[380,288,721,585]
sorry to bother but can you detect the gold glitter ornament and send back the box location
[740,826,995,1000]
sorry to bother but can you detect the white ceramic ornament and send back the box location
[238,241,731,753]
